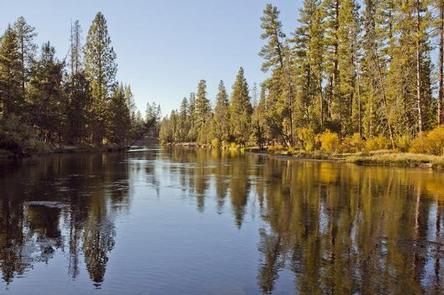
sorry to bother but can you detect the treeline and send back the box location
[160,1,444,155]
[0,13,159,154]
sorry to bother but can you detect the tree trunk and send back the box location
[439,3,444,125]
[416,0,423,134]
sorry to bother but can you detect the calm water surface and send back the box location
[1,148,444,294]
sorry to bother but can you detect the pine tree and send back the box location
[385,0,432,137]
[145,102,161,141]
[187,92,197,142]
[360,0,395,146]
[28,42,65,142]
[212,80,230,143]
[178,97,190,142]
[322,0,340,127]
[292,0,324,131]
[64,71,91,144]
[0,26,23,117]
[108,84,131,145]
[84,12,117,144]
[70,20,82,76]
[251,85,269,148]
[230,67,252,145]
[436,0,444,125]
[194,80,212,144]
[260,4,295,146]
[13,17,36,99]
[337,0,360,135]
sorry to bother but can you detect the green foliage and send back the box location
[107,84,131,145]
[0,14,150,155]
[28,42,65,142]
[194,80,212,144]
[0,26,22,116]
[65,72,91,144]
[84,12,117,144]
[212,81,230,142]
[229,67,252,145]
[319,131,340,153]
[0,114,34,152]
[2,4,444,158]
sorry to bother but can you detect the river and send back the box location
[0,147,443,294]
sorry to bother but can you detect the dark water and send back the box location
[0,148,444,294]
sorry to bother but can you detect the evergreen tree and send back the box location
[108,84,131,145]
[212,80,230,143]
[322,0,340,127]
[436,0,444,125]
[0,26,22,116]
[187,92,197,142]
[28,42,65,142]
[84,12,117,144]
[292,0,325,131]
[260,4,296,146]
[251,85,269,148]
[178,97,190,142]
[145,101,161,141]
[336,0,360,135]
[360,0,395,146]
[230,67,252,145]
[194,80,212,144]
[13,17,37,100]
[64,71,91,144]
[70,20,82,76]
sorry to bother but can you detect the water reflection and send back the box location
[0,153,131,288]
[0,148,443,294]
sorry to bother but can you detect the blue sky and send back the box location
[0,1,301,115]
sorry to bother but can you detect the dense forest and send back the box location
[160,1,444,156]
[0,12,160,155]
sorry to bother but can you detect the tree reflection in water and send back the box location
[166,148,444,294]
[0,153,131,288]
[0,148,443,293]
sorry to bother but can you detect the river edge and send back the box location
[254,151,444,170]
[0,144,130,160]
[163,143,444,171]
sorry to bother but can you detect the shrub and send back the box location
[0,114,41,154]
[211,138,220,149]
[319,130,340,153]
[365,135,390,151]
[341,133,364,153]
[229,142,239,151]
[396,134,412,152]
[296,128,316,152]
[410,126,444,155]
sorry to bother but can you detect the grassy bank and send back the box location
[346,152,444,170]
[243,147,444,170]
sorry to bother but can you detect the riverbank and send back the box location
[0,143,130,160]
[164,143,444,170]
[252,149,444,170]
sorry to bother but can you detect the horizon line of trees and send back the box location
[0,13,160,153]
[160,1,444,153]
